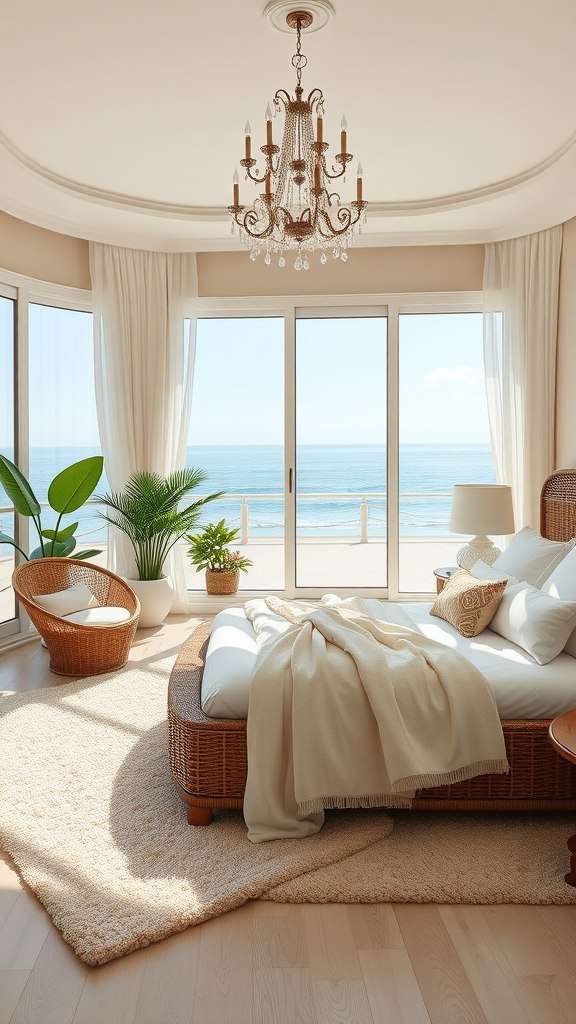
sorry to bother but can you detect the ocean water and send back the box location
[0,444,496,544]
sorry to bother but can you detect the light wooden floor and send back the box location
[2,617,576,1024]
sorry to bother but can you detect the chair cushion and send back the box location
[33,580,98,618]
[62,607,131,626]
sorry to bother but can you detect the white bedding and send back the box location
[201,603,576,722]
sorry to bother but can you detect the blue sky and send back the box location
[1,305,490,449]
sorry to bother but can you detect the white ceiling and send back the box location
[1,0,576,250]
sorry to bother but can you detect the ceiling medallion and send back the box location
[228,8,367,270]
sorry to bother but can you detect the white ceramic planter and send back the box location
[126,576,174,628]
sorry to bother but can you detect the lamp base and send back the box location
[456,536,502,572]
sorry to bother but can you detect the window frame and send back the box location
[0,270,92,643]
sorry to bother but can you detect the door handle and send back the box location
[289,468,293,493]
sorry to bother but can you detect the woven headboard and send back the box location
[540,470,576,541]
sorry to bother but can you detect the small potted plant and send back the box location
[187,519,253,595]
[98,469,223,626]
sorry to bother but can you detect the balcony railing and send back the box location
[1,492,454,546]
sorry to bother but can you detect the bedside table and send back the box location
[549,711,576,887]
[433,566,458,595]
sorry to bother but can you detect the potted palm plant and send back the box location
[187,519,253,595]
[98,469,223,626]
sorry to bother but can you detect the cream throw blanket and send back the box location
[244,596,508,843]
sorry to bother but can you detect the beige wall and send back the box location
[197,244,484,296]
[0,211,90,289]
[0,210,485,296]
[556,217,576,468]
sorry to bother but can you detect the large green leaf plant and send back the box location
[0,454,104,561]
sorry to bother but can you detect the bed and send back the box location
[168,469,576,824]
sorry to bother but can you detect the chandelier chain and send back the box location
[291,17,307,88]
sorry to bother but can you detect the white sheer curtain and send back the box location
[483,226,562,533]
[90,243,197,612]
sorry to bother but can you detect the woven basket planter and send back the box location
[205,569,240,595]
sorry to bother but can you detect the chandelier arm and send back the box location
[236,207,275,240]
[244,167,270,185]
[316,204,362,239]
[274,89,291,110]
[307,88,324,111]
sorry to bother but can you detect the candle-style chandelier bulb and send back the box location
[228,10,367,268]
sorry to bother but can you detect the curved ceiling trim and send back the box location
[2,119,576,221]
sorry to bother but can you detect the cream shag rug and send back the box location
[0,653,391,965]
[1,653,575,967]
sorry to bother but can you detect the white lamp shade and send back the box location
[450,484,515,536]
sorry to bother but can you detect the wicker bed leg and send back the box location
[187,805,213,826]
[565,834,576,887]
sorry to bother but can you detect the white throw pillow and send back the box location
[492,526,574,588]
[471,560,519,586]
[33,580,98,618]
[201,608,256,719]
[542,546,576,658]
[489,581,576,665]
[62,607,131,626]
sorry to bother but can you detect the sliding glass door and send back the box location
[186,298,490,601]
[295,311,387,590]
[187,316,285,593]
[398,312,495,594]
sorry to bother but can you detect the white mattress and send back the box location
[201,604,576,721]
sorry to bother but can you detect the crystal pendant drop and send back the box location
[333,249,339,259]
[321,253,327,265]
[250,251,257,261]
[294,256,303,271]
[265,252,271,265]
[341,252,348,261]
[279,256,285,268]
[303,259,309,270]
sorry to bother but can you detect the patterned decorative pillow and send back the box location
[430,568,507,638]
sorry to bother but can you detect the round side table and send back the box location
[549,711,576,887]
[433,566,458,595]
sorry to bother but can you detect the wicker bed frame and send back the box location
[168,469,576,824]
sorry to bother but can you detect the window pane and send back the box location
[28,304,104,561]
[398,313,495,593]
[0,297,15,624]
[187,318,284,592]
[296,316,387,589]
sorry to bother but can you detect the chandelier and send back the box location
[228,9,367,270]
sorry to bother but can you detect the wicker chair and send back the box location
[12,558,140,677]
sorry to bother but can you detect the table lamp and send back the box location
[449,484,515,570]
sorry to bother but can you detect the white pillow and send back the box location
[489,580,576,665]
[33,580,98,618]
[201,608,256,719]
[471,560,519,586]
[63,607,131,626]
[492,526,575,588]
[542,546,576,658]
